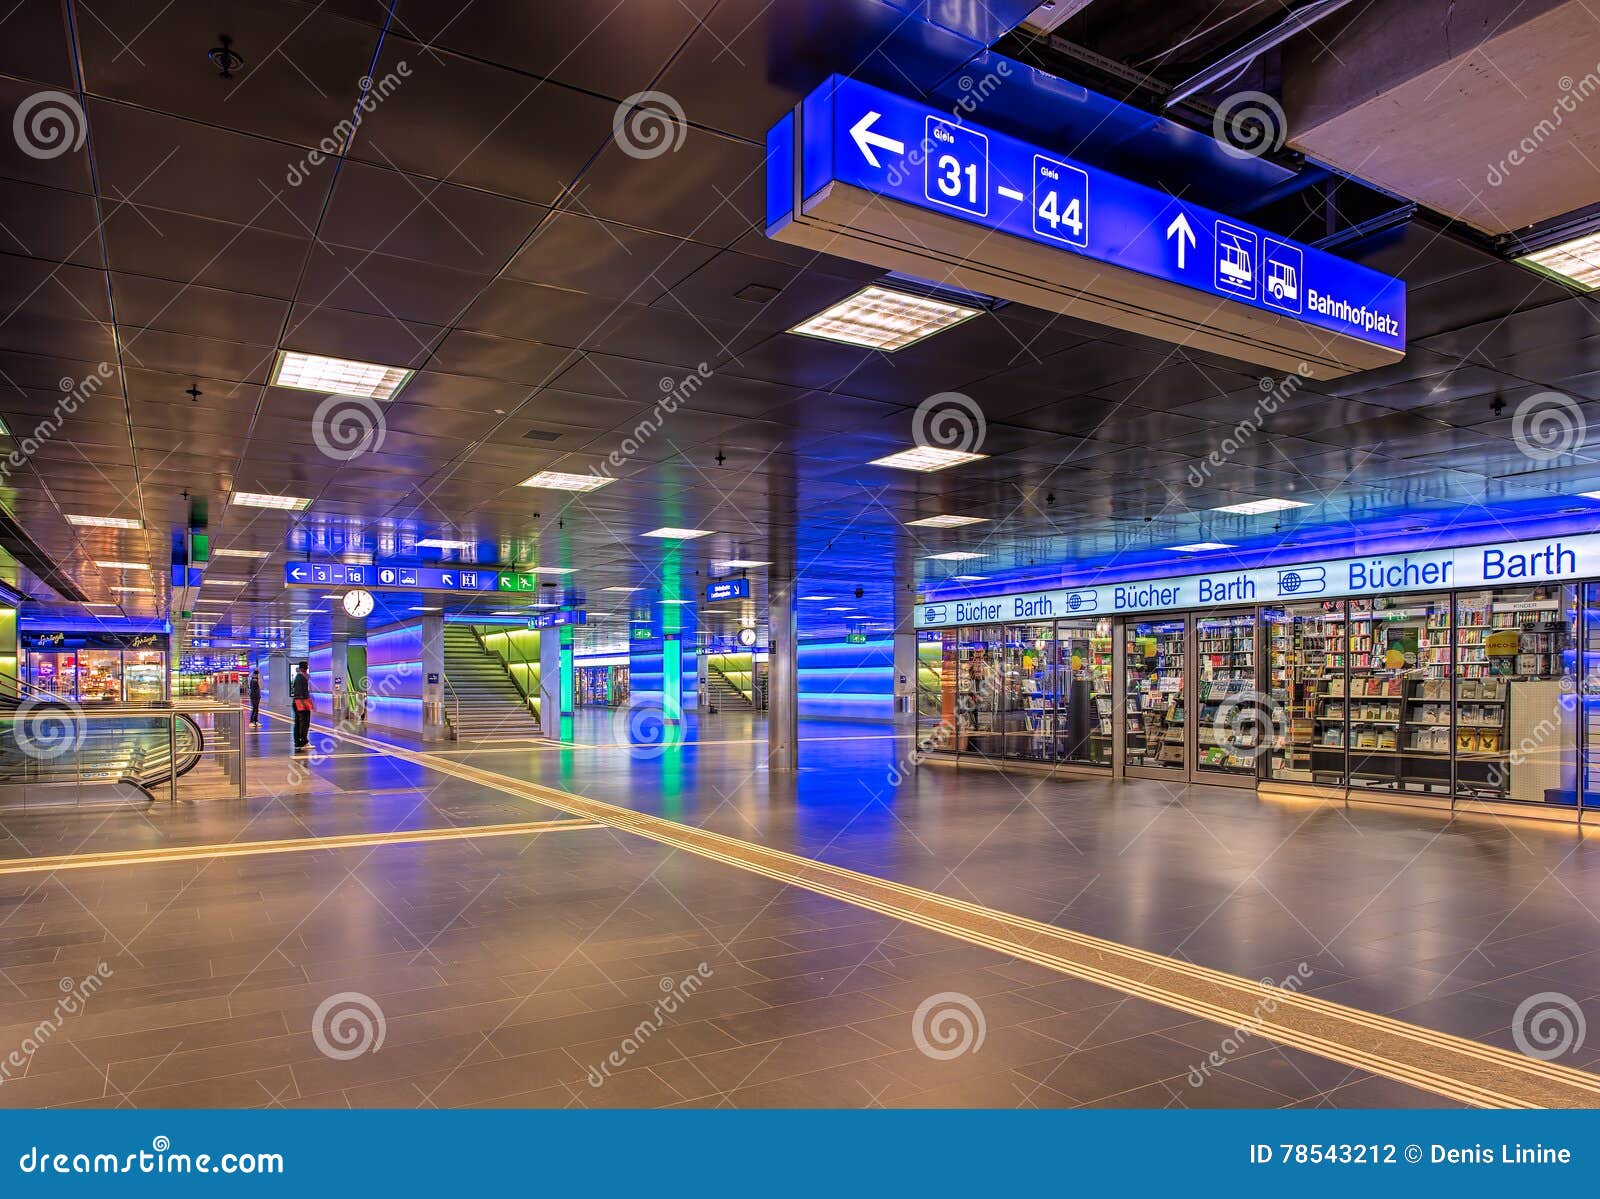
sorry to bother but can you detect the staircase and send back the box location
[442,625,544,740]
[707,667,755,711]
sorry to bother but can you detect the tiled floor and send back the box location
[0,709,1594,1107]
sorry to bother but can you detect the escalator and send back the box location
[0,679,206,805]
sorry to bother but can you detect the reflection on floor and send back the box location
[0,709,1596,1107]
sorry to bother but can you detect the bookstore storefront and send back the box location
[915,533,1600,819]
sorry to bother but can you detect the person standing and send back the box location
[291,661,311,750]
[248,669,261,725]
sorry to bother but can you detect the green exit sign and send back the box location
[846,632,867,644]
[631,627,653,641]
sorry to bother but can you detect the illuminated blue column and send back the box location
[768,576,797,771]
[894,573,916,727]
[539,626,574,741]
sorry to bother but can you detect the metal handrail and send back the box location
[464,623,538,717]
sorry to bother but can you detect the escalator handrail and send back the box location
[124,710,205,795]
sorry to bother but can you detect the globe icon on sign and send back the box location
[1067,594,1081,610]
[1279,570,1302,594]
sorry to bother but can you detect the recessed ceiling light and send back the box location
[1210,498,1309,515]
[951,574,988,581]
[409,606,441,612]
[788,285,981,351]
[823,606,855,611]
[528,566,576,574]
[520,470,613,492]
[67,514,142,529]
[1517,233,1600,290]
[415,538,471,550]
[205,578,247,587]
[870,446,987,472]
[926,551,984,561]
[214,548,269,559]
[193,599,231,606]
[82,602,119,608]
[715,559,769,569]
[1578,491,1600,501]
[601,586,641,592]
[643,527,712,540]
[1167,542,1238,552]
[110,585,153,594]
[232,491,311,511]
[318,593,342,599]
[95,561,147,570]
[801,595,837,601]
[659,598,693,604]
[905,514,988,528]
[271,350,413,400]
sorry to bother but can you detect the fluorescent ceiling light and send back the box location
[1167,542,1238,552]
[82,602,119,608]
[905,514,988,528]
[1578,491,1600,500]
[232,491,311,511]
[715,559,769,569]
[415,538,471,550]
[271,350,413,401]
[926,551,984,561]
[205,578,248,587]
[1210,498,1309,515]
[110,586,153,594]
[952,574,988,581]
[643,527,712,540]
[409,606,441,612]
[1517,233,1600,291]
[788,285,981,351]
[95,561,147,570]
[193,598,231,605]
[528,566,576,574]
[660,598,693,604]
[520,470,612,492]
[601,586,641,592]
[214,548,269,559]
[801,595,837,601]
[870,446,987,472]
[823,606,855,612]
[67,514,142,529]
[318,593,342,599]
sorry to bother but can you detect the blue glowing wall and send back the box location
[797,637,893,722]
[629,606,696,719]
[365,619,425,734]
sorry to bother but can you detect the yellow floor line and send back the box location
[282,715,1600,1109]
[0,818,602,875]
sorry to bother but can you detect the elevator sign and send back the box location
[916,533,1600,628]
[770,76,1405,354]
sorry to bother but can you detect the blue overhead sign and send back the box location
[705,578,751,602]
[768,76,1405,355]
[529,610,587,629]
[283,563,503,592]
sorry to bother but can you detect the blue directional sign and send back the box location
[768,76,1404,353]
[283,563,501,592]
[529,610,587,629]
[705,578,751,602]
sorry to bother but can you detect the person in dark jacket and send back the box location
[248,669,261,725]
[291,661,311,750]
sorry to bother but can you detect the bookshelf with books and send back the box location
[1196,612,1257,776]
[1125,620,1186,770]
[1265,602,1343,784]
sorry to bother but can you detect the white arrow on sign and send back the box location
[290,566,306,581]
[1166,210,1196,270]
[849,111,903,169]
[442,573,454,586]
